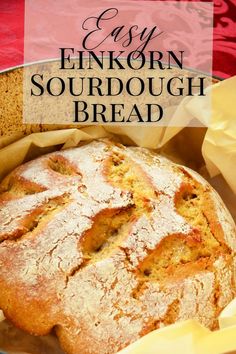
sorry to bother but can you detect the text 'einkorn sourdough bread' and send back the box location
[0,140,235,354]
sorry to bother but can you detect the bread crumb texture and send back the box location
[0,140,235,354]
[0,68,74,136]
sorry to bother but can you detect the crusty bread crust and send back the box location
[0,140,235,354]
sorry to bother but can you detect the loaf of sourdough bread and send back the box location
[0,140,235,354]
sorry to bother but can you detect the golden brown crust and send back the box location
[0,140,235,354]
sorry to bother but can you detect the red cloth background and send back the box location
[0,0,235,78]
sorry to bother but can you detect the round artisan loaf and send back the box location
[0,139,235,354]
